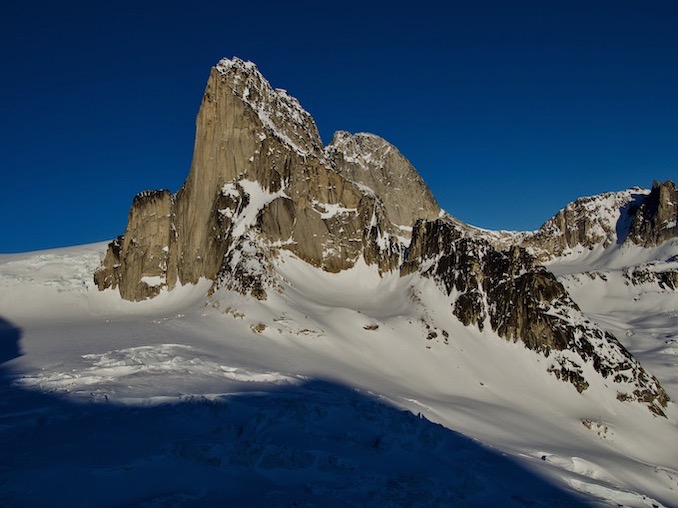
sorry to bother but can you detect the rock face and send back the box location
[94,190,172,300]
[515,181,677,261]
[325,131,441,228]
[628,180,678,247]
[521,189,646,260]
[96,58,414,301]
[401,218,669,415]
[96,56,671,415]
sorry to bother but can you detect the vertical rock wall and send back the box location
[94,190,172,300]
[628,180,678,247]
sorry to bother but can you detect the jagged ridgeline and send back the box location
[519,180,678,260]
[95,57,672,416]
[95,58,440,301]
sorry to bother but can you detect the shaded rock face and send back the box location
[403,219,571,351]
[628,180,678,247]
[402,218,669,415]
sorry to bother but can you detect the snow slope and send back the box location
[1,243,678,507]
[548,240,678,417]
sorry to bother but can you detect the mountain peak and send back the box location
[213,57,323,157]
[330,130,382,144]
[215,56,259,74]
[326,130,440,228]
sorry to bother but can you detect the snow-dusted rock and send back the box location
[518,180,677,261]
[522,188,648,260]
[629,180,678,247]
[94,56,672,417]
[402,217,670,415]
[96,58,405,301]
[325,130,440,228]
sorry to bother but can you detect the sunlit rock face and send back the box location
[95,58,423,301]
[325,130,441,228]
[511,180,677,261]
[94,190,172,300]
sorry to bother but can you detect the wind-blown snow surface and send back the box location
[1,244,678,506]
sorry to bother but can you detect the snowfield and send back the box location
[1,242,678,507]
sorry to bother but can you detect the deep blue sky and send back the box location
[1,1,677,252]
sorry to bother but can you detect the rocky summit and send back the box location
[95,57,675,416]
[95,57,417,301]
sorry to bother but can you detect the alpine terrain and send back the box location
[1,57,677,507]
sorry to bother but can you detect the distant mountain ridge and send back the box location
[513,180,677,260]
[95,57,675,416]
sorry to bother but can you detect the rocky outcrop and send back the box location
[95,58,407,301]
[628,180,678,247]
[94,190,172,300]
[623,265,678,290]
[520,189,647,260]
[515,181,677,261]
[402,218,669,415]
[325,131,441,228]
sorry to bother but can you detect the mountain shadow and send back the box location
[0,316,22,364]
[0,332,590,507]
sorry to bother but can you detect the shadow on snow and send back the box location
[0,317,22,364]
[0,316,589,507]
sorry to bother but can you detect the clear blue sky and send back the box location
[1,1,676,252]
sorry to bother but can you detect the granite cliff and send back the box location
[95,58,418,300]
[628,180,678,247]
